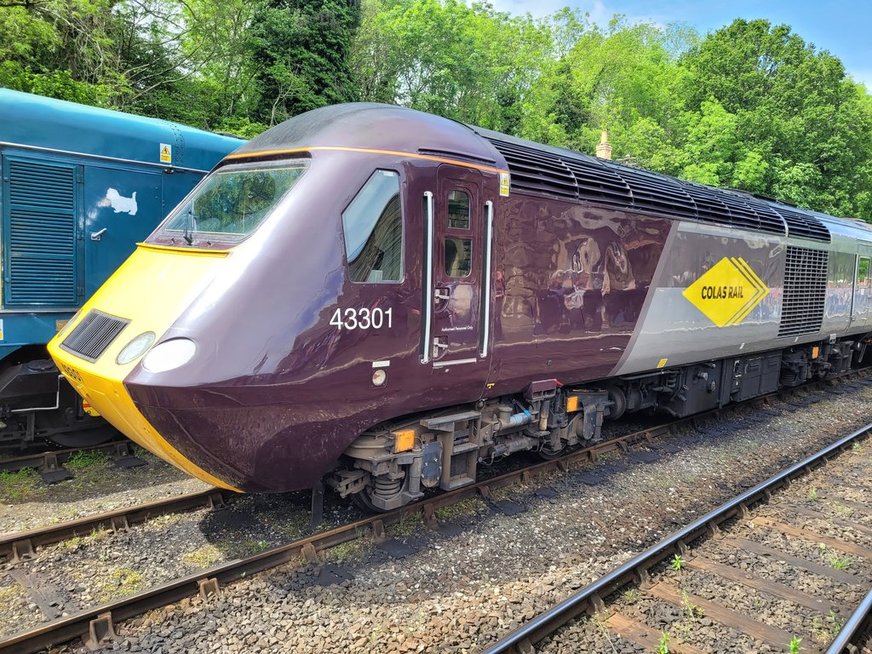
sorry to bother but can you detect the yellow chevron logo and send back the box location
[682,257,770,327]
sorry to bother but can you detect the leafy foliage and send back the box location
[1,1,870,218]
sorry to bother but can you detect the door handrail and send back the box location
[480,200,494,358]
[422,191,434,363]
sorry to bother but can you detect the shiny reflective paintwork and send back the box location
[48,103,872,494]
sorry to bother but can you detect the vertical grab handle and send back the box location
[421,191,435,363]
[480,200,494,358]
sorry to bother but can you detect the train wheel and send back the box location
[352,487,383,513]
[537,445,567,461]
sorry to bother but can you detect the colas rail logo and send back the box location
[682,257,770,327]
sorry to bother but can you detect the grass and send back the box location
[811,611,845,644]
[831,502,853,517]
[0,584,23,604]
[788,636,802,654]
[388,513,423,538]
[680,590,704,619]
[434,497,485,521]
[0,468,39,501]
[622,588,640,604]
[828,554,853,571]
[670,554,684,571]
[806,486,818,502]
[241,539,271,553]
[95,567,144,603]
[656,631,670,654]
[65,450,108,471]
[276,511,312,540]
[181,544,223,568]
[325,534,372,562]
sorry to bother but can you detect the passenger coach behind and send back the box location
[49,103,872,510]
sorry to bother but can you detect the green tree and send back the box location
[249,0,360,125]
[680,18,872,216]
[352,0,552,131]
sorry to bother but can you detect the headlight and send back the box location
[142,338,197,373]
[116,332,156,365]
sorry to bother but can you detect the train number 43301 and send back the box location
[330,307,393,330]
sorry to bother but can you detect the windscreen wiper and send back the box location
[183,208,194,245]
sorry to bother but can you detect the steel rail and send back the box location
[483,421,872,654]
[0,438,130,474]
[825,587,872,654]
[0,488,232,563]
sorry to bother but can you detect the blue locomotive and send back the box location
[0,89,242,448]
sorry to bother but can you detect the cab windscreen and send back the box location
[151,160,308,246]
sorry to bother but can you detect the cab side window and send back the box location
[342,170,403,283]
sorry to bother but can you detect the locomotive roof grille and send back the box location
[60,310,129,363]
[772,204,832,241]
[484,136,831,243]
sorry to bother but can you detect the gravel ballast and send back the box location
[1,379,870,651]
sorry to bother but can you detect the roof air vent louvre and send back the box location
[598,161,697,220]
[770,204,831,242]
[483,131,835,243]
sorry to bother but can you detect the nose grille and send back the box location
[60,310,130,362]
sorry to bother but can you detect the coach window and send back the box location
[342,170,403,283]
[447,190,470,228]
[859,257,870,286]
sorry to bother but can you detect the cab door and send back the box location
[432,167,481,362]
[424,165,488,370]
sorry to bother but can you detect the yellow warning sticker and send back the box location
[682,257,769,327]
[160,143,172,164]
[499,172,510,197]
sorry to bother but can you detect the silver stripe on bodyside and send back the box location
[0,141,212,174]
[421,191,434,363]
[480,200,494,358]
[432,357,478,368]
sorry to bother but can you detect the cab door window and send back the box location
[444,189,471,277]
[342,170,403,283]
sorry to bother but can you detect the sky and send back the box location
[488,0,872,89]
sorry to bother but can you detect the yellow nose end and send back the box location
[54,357,240,492]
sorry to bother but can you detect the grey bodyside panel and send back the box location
[612,221,786,376]
[824,249,853,335]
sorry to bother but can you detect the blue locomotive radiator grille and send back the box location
[778,246,828,337]
[60,310,129,362]
[4,158,79,306]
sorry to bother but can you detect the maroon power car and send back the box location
[50,103,872,511]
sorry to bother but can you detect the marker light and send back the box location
[116,332,156,365]
[142,338,197,373]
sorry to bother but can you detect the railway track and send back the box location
[0,488,233,564]
[0,411,707,653]
[0,374,868,653]
[484,423,872,654]
[0,439,140,483]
